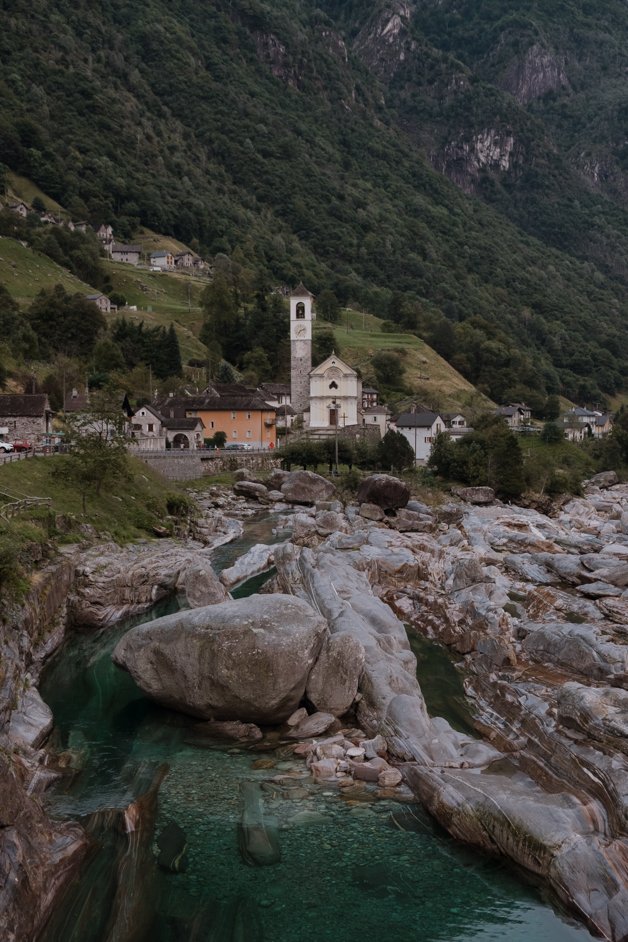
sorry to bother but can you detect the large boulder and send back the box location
[452,486,495,505]
[356,474,409,511]
[280,470,336,504]
[306,633,365,716]
[112,594,327,723]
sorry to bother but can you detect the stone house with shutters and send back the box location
[129,404,204,450]
[85,293,112,314]
[0,394,53,442]
[150,250,175,270]
[111,243,142,265]
[174,251,195,269]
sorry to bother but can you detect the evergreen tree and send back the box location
[164,324,183,377]
[376,429,415,472]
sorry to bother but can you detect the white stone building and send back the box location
[309,353,361,429]
[393,411,446,465]
[290,284,315,414]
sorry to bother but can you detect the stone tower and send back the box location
[290,283,314,415]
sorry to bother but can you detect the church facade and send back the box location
[309,353,361,429]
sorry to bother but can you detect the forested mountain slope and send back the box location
[1,0,627,405]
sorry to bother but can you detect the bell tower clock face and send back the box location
[295,324,306,338]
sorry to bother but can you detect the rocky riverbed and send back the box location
[2,468,627,940]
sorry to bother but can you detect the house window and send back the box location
[329,381,338,390]
[147,423,154,432]
[247,412,251,420]
[210,421,215,429]
[231,411,236,420]
[232,431,237,438]
[246,430,252,438]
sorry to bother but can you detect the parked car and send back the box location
[224,442,246,450]
[0,441,14,453]
[12,440,32,452]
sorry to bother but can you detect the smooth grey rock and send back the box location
[219,542,283,589]
[112,594,327,723]
[233,481,268,500]
[315,510,347,536]
[588,471,619,489]
[306,633,365,716]
[557,683,628,746]
[452,486,495,505]
[356,474,409,510]
[287,712,337,739]
[359,502,385,521]
[281,470,335,504]
[8,687,53,749]
[181,562,228,608]
[522,622,627,681]
[576,581,623,599]
[389,508,433,532]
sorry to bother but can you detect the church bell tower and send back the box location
[290,283,314,415]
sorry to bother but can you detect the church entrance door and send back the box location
[329,408,338,427]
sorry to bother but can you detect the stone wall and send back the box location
[138,452,281,481]
[2,415,47,442]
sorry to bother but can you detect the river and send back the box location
[38,514,594,941]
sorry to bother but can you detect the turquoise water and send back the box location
[38,517,594,942]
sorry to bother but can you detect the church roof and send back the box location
[310,352,357,376]
[290,282,314,299]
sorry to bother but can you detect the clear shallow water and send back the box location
[39,517,594,942]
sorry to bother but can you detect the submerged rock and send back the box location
[156,821,188,873]
[112,594,327,723]
[238,782,281,867]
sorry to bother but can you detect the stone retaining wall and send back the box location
[138,452,281,481]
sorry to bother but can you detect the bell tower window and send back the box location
[296,302,305,319]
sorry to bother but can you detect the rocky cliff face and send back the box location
[0,557,88,942]
[497,42,570,104]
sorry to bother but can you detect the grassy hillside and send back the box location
[6,172,65,215]
[0,233,207,363]
[0,455,183,543]
[328,310,493,411]
[0,236,93,302]
[105,260,207,361]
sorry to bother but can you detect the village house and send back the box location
[442,412,467,429]
[111,243,142,266]
[150,250,175,271]
[361,404,390,438]
[362,386,379,409]
[85,293,112,314]
[97,224,114,248]
[0,394,53,443]
[562,408,613,441]
[160,386,277,449]
[258,382,291,408]
[174,251,195,269]
[129,404,204,450]
[64,386,90,414]
[40,211,59,225]
[393,411,446,465]
[9,201,29,218]
[496,404,527,428]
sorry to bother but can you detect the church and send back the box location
[289,284,364,432]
